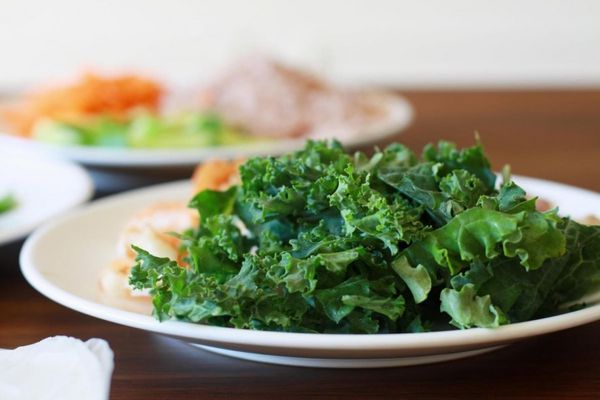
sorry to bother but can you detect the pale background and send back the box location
[1,0,599,90]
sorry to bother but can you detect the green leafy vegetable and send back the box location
[32,111,261,149]
[392,256,431,304]
[129,139,600,333]
[440,284,506,328]
[0,194,17,214]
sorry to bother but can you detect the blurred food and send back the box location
[99,201,196,314]
[1,57,406,149]
[0,194,17,214]
[1,73,253,149]
[583,215,600,225]
[535,197,553,212]
[1,73,162,136]
[191,159,243,192]
[27,110,252,148]
[115,202,197,264]
[99,160,240,312]
[531,197,599,225]
[199,55,391,139]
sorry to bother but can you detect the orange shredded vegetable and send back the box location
[1,73,163,137]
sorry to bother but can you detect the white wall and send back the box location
[1,0,599,89]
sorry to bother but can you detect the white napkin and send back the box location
[0,336,114,400]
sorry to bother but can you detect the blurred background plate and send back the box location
[0,148,93,246]
[0,94,412,193]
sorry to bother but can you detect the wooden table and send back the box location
[2,90,600,399]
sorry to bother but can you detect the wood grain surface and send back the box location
[1,90,600,399]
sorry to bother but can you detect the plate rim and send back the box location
[19,176,600,355]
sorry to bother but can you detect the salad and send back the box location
[2,57,402,149]
[129,140,600,334]
[0,194,16,215]
[31,111,255,149]
[1,73,255,149]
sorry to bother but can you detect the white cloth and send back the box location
[0,336,113,400]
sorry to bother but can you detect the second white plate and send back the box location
[0,95,413,168]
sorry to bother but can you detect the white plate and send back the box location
[0,149,93,245]
[0,95,412,168]
[19,176,600,368]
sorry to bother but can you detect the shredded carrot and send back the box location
[1,73,163,136]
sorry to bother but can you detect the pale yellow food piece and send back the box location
[99,160,241,313]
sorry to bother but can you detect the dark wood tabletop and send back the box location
[2,90,600,399]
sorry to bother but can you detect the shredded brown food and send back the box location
[198,56,388,138]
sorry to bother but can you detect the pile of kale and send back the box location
[131,140,600,333]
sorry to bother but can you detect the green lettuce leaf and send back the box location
[0,194,17,214]
[401,207,566,275]
[391,256,432,303]
[422,140,496,190]
[189,186,238,222]
[440,284,506,328]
